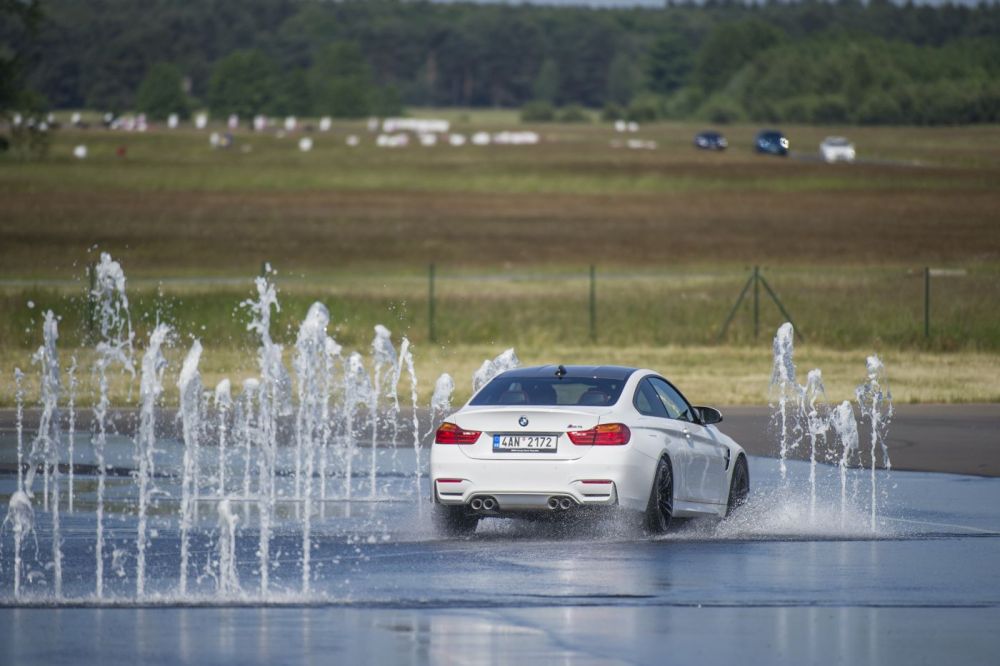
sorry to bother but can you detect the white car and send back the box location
[430,365,749,536]
[820,136,856,163]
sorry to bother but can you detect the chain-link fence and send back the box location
[1,264,996,351]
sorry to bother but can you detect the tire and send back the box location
[644,457,674,534]
[432,503,479,537]
[725,455,750,517]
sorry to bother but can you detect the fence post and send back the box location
[753,265,760,340]
[924,266,930,338]
[716,270,755,343]
[428,263,436,343]
[718,266,803,343]
[759,275,803,342]
[589,265,596,342]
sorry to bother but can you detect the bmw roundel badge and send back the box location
[518,416,529,427]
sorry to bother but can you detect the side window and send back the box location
[634,379,669,418]
[649,378,695,422]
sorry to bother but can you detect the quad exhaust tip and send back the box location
[470,496,497,512]
[473,495,574,512]
[547,496,575,511]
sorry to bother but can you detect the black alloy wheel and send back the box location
[726,455,750,517]
[644,457,674,534]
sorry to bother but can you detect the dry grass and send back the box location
[2,267,996,353]
[2,187,998,278]
[2,343,997,409]
[1,122,998,278]
[1,117,998,407]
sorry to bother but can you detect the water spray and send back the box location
[136,324,170,597]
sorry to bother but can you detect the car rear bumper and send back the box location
[435,484,620,511]
[431,445,652,511]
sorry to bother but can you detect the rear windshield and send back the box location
[470,376,627,407]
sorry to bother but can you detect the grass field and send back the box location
[3,342,997,409]
[3,119,999,277]
[2,266,998,351]
[1,114,998,405]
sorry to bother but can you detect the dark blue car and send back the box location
[755,130,789,156]
[694,131,728,151]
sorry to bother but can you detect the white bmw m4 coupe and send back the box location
[430,365,749,536]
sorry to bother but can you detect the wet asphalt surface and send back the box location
[0,424,998,665]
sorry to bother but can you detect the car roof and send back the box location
[497,365,639,381]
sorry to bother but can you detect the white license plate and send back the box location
[493,434,558,453]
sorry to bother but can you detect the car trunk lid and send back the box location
[454,406,610,461]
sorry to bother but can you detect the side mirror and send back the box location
[695,406,723,425]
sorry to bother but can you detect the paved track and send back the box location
[1,403,997,476]
[720,403,1000,477]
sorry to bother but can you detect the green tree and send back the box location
[81,35,148,112]
[207,49,278,118]
[9,0,1000,127]
[645,32,691,96]
[601,102,624,121]
[1,0,46,157]
[626,93,663,122]
[855,90,902,124]
[1,0,42,112]
[694,20,785,93]
[310,42,374,118]
[520,100,555,122]
[606,53,638,106]
[557,103,589,123]
[135,62,189,120]
[700,94,743,125]
[372,84,403,117]
[811,95,849,124]
[532,58,560,104]
[843,46,876,110]
[270,68,311,116]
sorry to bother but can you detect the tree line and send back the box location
[4,0,1000,125]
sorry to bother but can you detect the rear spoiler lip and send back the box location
[457,405,617,415]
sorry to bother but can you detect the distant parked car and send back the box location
[755,130,789,156]
[819,136,856,163]
[694,131,728,151]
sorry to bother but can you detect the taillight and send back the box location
[567,423,631,446]
[435,422,481,445]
